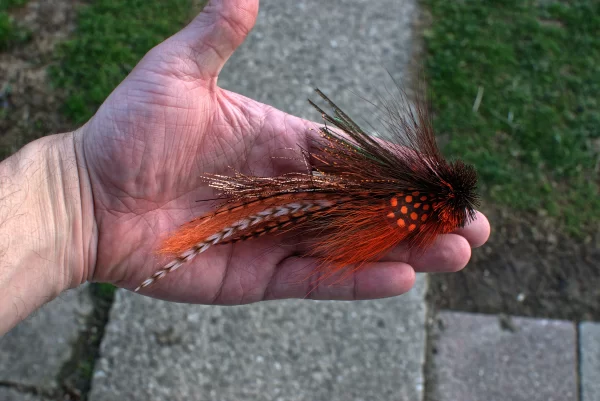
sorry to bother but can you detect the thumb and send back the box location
[170,0,259,80]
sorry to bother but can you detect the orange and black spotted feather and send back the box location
[135,89,479,291]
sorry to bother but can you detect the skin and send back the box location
[0,0,490,335]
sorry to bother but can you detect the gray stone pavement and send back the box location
[428,311,578,401]
[89,278,427,401]
[581,322,600,401]
[0,286,93,397]
[217,0,418,121]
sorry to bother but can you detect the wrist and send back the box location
[0,132,96,334]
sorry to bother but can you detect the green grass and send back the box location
[0,0,31,49]
[0,0,28,7]
[50,0,202,124]
[94,283,117,299]
[424,0,600,234]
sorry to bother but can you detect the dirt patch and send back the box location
[0,0,80,157]
[428,205,600,321]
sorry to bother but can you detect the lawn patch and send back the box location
[0,0,31,49]
[50,0,204,123]
[424,0,600,234]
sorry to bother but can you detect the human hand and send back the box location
[73,0,490,304]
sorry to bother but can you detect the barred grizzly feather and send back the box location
[135,89,479,291]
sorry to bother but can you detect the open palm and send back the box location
[78,0,489,305]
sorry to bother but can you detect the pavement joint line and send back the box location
[0,379,57,399]
[577,323,582,401]
[54,284,116,400]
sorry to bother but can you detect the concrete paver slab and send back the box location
[429,311,577,401]
[90,276,426,401]
[580,322,600,401]
[0,286,93,391]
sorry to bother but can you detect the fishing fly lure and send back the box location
[135,88,479,291]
